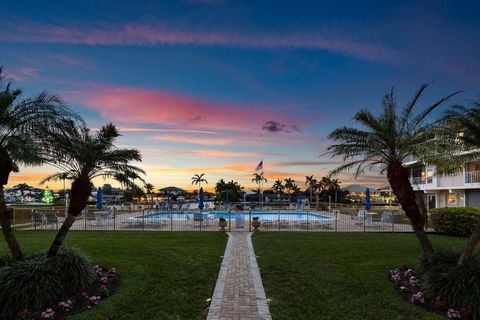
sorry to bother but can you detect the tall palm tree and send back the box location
[327,84,458,263]
[284,178,295,203]
[41,122,144,256]
[305,175,317,204]
[191,173,208,190]
[252,172,268,203]
[0,67,78,260]
[438,101,480,266]
[314,179,325,210]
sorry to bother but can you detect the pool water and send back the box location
[136,211,333,222]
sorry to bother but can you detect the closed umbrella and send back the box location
[365,188,371,211]
[96,187,103,209]
[199,187,205,210]
[298,192,302,208]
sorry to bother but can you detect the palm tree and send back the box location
[252,172,268,203]
[327,84,458,263]
[272,179,284,193]
[191,173,208,190]
[41,122,144,256]
[305,175,317,204]
[0,67,78,260]
[438,101,480,266]
[314,179,325,210]
[13,183,33,202]
[144,183,155,202]
[284,178,295,203]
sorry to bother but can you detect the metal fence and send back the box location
[8,206,423,233]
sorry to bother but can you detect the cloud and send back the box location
[262,121,301,133]
[0,20,399,62]
[5,67,39,81]
[66,85,305,132]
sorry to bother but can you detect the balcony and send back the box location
[465,171,480,184]
[409,176,432,185]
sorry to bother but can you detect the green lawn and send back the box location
[253,232,472,320]
[0,231,227,320]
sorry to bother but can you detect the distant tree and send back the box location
[191,173,208,190]
[144,183,155,201]
[305,175,317,203]
[215,179,243,202]
[252,172,267,203]
[271,179,285,199]
[283,178,295,203]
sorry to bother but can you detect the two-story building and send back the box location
[406,159,480,209]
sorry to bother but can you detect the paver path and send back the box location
[207,232,271,320]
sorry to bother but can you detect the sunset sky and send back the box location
[2,1,479,191]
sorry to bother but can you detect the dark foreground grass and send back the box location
[0,232,227,320]
[253,232,472,320]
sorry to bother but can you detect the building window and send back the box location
[448,193,457,205]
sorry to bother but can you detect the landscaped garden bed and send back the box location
[15,265,120,319]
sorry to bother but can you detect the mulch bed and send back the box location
[15,265,120,320]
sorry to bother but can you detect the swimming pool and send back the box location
[131,211,334,223]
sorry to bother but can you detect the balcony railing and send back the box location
[465,171,480,184]
[409,177,432,185]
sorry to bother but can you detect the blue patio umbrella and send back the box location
[298,192,302,207]
[365,188,371,211]
[96,187,103,209]
[199,187,205,210]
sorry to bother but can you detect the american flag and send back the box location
[255,160,263,171]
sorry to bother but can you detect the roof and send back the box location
[159,186,184,191]
[342,184,379,193]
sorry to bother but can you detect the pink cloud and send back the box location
[5,67,39,81]
[66,85,303,132]
[1,20,398,62]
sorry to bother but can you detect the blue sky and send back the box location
[1,0,479,190]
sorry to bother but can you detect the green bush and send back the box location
[417,250,480,319]
[0,246,96,318]
[430,207,480,236]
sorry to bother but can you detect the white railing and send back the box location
[409,177,432,185]
[465,171,480,184]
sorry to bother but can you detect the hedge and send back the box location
[430,207,480,237]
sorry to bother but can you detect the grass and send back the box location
[253,232,473,320]
[0,231,227,320]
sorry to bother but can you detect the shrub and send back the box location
[430,207,480,237]
[0,254,14,268]
[0,246,96,318]
[417,250,480,319]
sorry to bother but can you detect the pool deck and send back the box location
[207,232,271,320]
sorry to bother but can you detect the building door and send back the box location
[428,195,436,210]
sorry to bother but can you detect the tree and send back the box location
[283,178,295,203]
[437,101,480,266]
[252,172,267,203]
[271,179,285,200]
[215,179,243,202]
[144,183,155,202]
[41,122,144,256]
[191,173,208,190]
[0,67,78,260]
[326,84,458,263]
[305,175,317,204]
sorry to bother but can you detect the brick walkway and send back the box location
[207,232,271,320]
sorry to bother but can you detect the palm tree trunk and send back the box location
[387,161,435,263]
[0,186,23,260]
[48,178,92,257]
[310,189,312,204]
[458,221,480,266]
[0,151,23,260]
